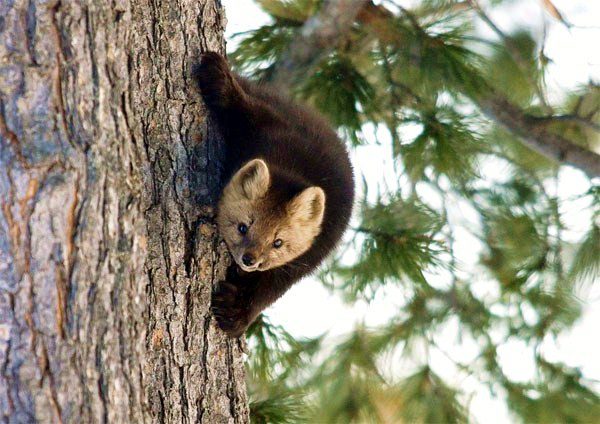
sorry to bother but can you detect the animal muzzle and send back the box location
[238,252,261,272]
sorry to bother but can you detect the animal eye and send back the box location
[273,239,283,248]
[238,223,248,234]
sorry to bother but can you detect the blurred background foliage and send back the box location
[229,0,600,422]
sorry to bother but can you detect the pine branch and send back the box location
[359,1,600,178]
[475,90,600,178]
[270,0,369,90]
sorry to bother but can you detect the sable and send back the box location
[194,52,354,337]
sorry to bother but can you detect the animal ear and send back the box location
[234,159,270,200]
[288,186,325,225]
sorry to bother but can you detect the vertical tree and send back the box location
[0,1,248,422]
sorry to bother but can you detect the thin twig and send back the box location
[529,114,600,133]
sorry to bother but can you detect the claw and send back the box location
[192,52,236,109]
[211,279,251,337]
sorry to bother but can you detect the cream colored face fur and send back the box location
[217,159,325,272]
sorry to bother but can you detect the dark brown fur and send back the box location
[194,52,354,337]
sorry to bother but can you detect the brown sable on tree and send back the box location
[0,1,248,423]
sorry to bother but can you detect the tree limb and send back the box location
[475,90,600,177]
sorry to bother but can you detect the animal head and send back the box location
[217,159,326,272]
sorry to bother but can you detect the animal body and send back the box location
[194,52,354,337]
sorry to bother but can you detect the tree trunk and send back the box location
[0,1,249,423]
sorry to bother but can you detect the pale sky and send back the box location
[221,1,600,422]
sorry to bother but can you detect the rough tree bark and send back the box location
[0,1,249,423]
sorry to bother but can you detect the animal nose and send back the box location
[242,253,255,267]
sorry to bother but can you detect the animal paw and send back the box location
[211,281,252,338]
[193,52,236,109]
